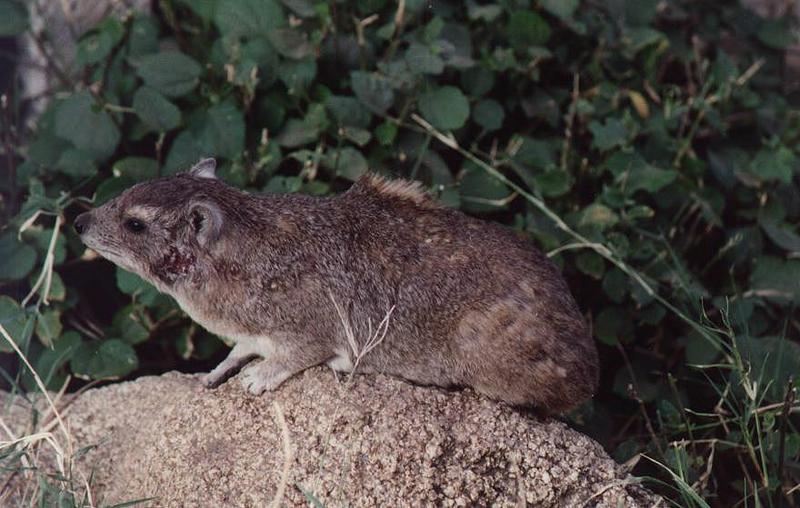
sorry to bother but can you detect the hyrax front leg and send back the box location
[202,341,259,388]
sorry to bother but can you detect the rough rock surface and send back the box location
[4,369,657,507]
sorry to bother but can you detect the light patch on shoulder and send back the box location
[126,205,163,221]
[358,174,437,208]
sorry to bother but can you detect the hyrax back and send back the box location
[75,159,598,413]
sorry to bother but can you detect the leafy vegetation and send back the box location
[0,0,798,505]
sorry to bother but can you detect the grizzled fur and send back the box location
[75,159,598,413]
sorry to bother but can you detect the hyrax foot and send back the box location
[239,361,295,395]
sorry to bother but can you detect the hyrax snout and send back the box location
[76,158,599,413]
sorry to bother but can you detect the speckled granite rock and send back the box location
[3,369,658,507]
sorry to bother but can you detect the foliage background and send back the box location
[0,0,798,505]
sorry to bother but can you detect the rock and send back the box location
[2,369,657,507]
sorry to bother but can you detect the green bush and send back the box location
[0,0,798,504]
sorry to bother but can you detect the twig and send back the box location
[560,73,580,171]
[617,343,665,458]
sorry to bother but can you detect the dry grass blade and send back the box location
[268,401,293,508]
[328,290,396,381]
[21,214,63,308]
[0,324,72,464]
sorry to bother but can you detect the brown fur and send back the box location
[75,159,599,413]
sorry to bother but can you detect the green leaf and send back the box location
[282,0,316,17]
[196,101,246,159]
[578,203,619,230]
[341,127,372,147]
[0,232,37,281]
[95,176,137,206]
[541,0,579,20]
[128,14,160,57]
[758,18,795,49]
[351,71,395,114]
[760,221,800,253]
[405,43,444,75]
[750,256,800,302]
[467,3,502,22]
[214,0,286,37]
[35,310,62,347]
[116,267,156,296]
[576,251,605,279]
[625,165,676,193]
[460,67,495,96]
[56,148,98,178]
[750,146,795,183]
[70,339,139,380]
[38,271,66,302]
[418,86,470,131]
[277,118,320,148]
[473,99,504,131]
[267,28,314,59]
[626,205,654,220]
[264,175,303,194]
[375,121,398,146]
[0,296,30,351]
[325,96,372,128]
[176,0,216,21]
[533,169,572,197]
[134,51,202,97]
[0,0,28,36]
[736,336,800,402]
[32,331,82,389]
[279,58,317,92]
[606,152,676,193]
[75,29,117,67]
[707,148,745,190]
[589,118,627,152]
[683,330,719,365]
[31,228,66,264]
[624,0,659,26]
[511,136,556,169]
[459,163,512,213]
[55,92,120,160]
[507,10,551,50]
[133,87,182,132]
[323,147,368,181]
[112,157,158,181]
[602,268,628,303]
[28,134,71,168]
[595,307,634,345]
[112,306,150,345]
[624,27,666,52]
[164,131,206,175]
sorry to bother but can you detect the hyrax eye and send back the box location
[125,218,146,233]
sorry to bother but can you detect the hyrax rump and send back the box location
[74,158,598,413]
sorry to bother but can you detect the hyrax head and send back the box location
[74,158,227,292]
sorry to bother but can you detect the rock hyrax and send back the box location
[75,158,598,413]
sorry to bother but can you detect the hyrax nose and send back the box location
[74,212,93,235]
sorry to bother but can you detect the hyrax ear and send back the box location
[189,201,223,246]
[188,158,217,179]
